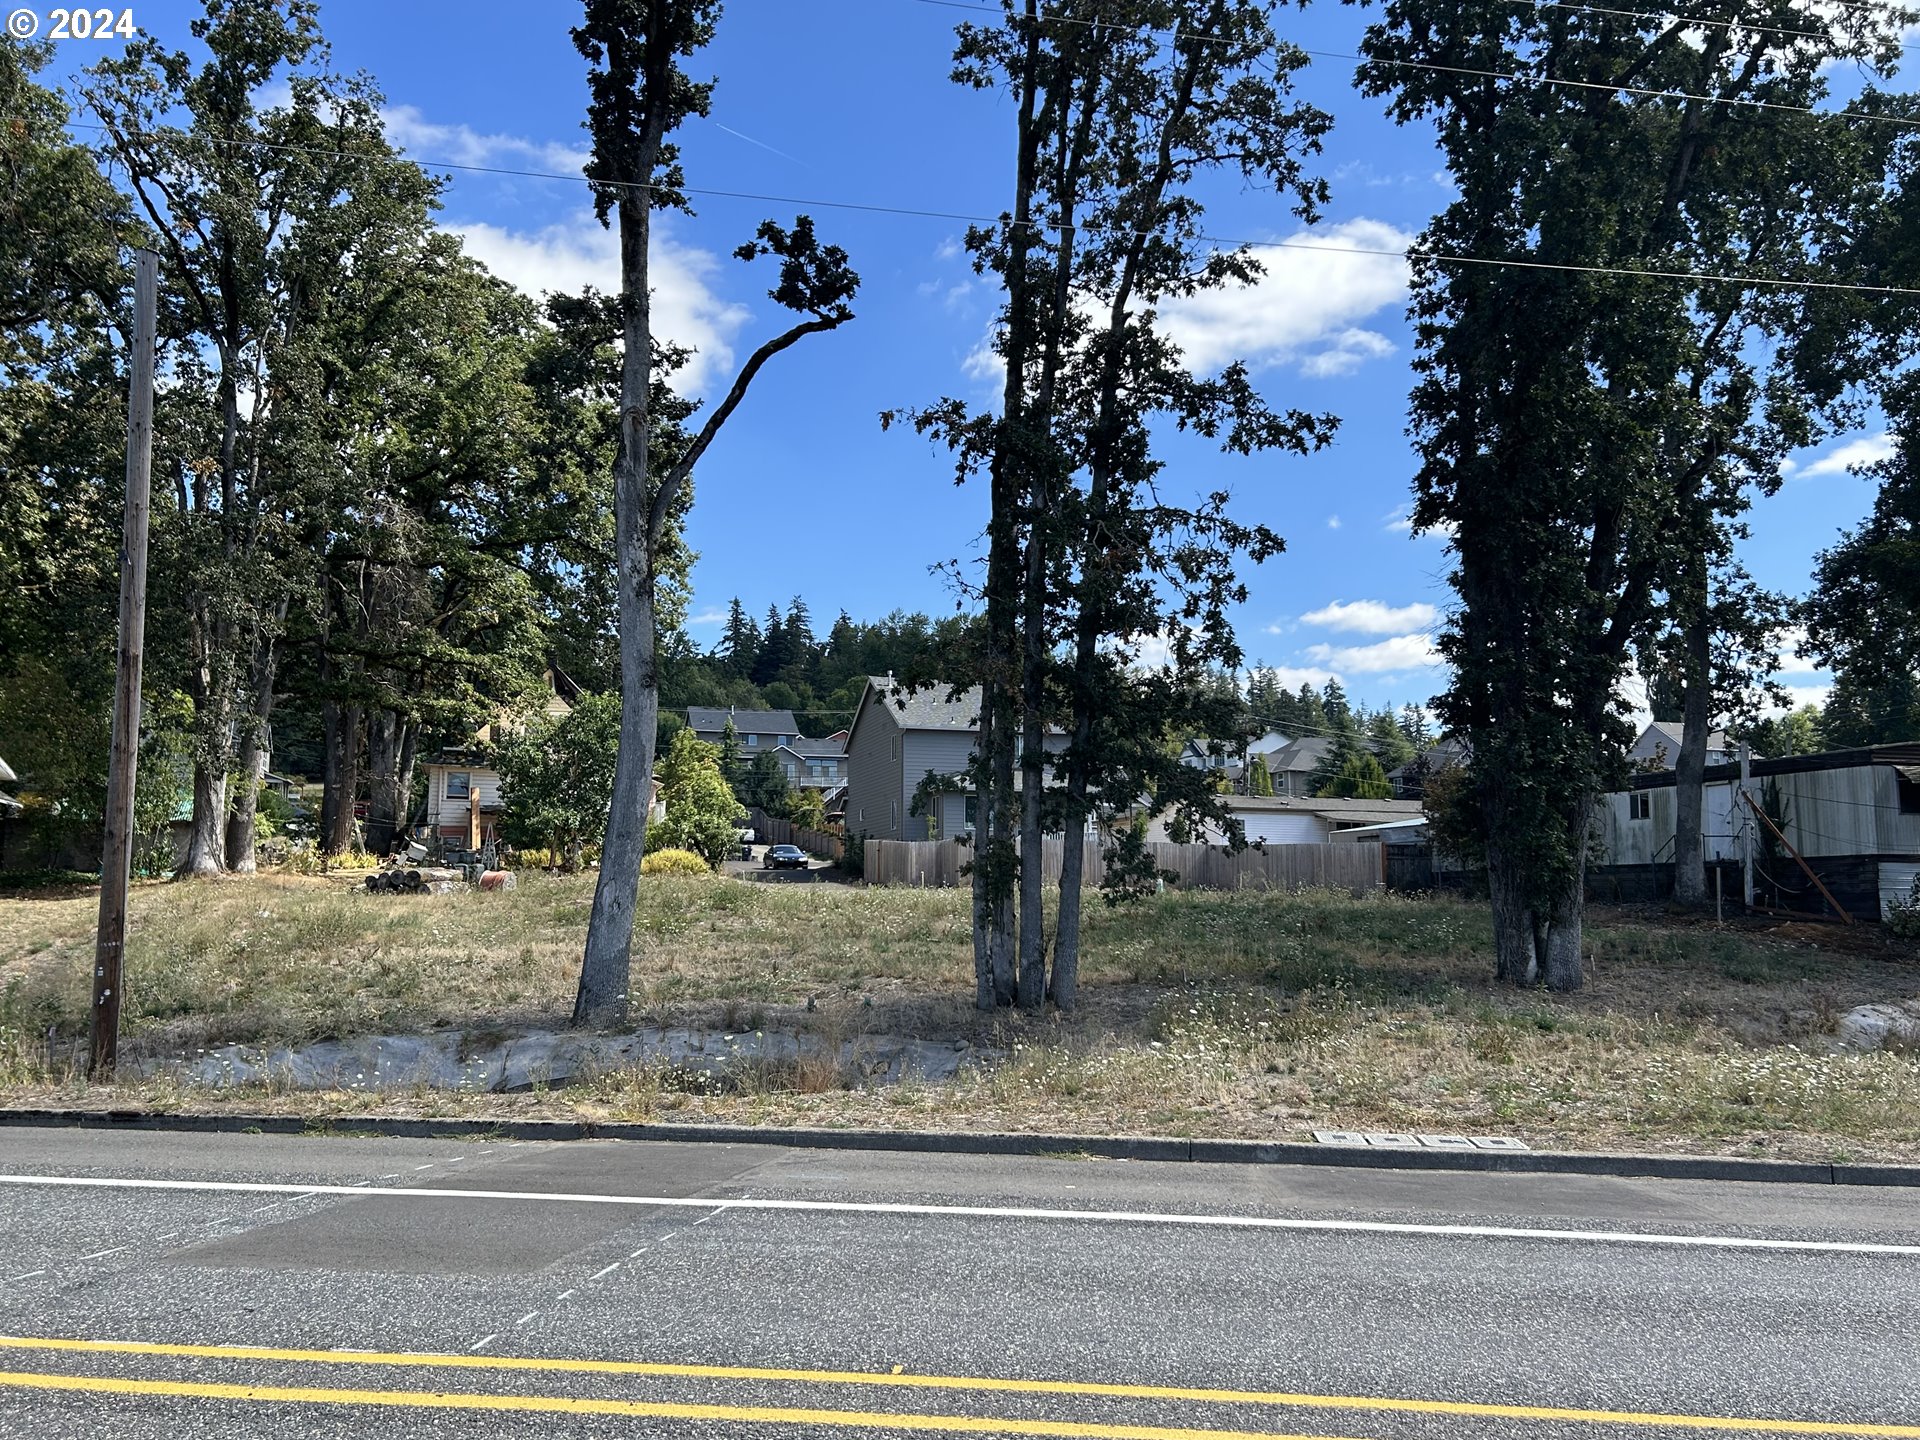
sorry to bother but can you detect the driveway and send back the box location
[722,844,851,885]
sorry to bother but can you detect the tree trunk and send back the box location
[319,694,342,851]
[177,761,227,878]
[1016,539,1049,1010]
[364,708,408,858]
[1485,838,1538,985]
[225,624,280,874]
[326,703,362,854]
[576,119,663,1029]
[971,713,997,1010]
[1672,598,1711,908]
[1050,806,1087,1013]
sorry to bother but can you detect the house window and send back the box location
[1896,768,1920,814]
[1629,792,1651,820]
[447,771,471,800]
[746,734,758,746]
[890,799,899,831]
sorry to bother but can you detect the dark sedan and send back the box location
[762,844,809,870]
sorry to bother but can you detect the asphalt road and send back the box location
[1,1128,1917,1438]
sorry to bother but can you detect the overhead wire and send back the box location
[52,117,1920,298]
[906,0,1912,54]
[910,0,1920,130]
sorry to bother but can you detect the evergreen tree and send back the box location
[1246,753,1275,797]
[1295,684,1328,736]
[1321,679,1351,729]
[1322,751,1392,800]
[1397,703,1432,749]
[1366,709,1416,772]
[718,718,742,789]
[720,598,760,676]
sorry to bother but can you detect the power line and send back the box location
[909,0,1916,53]
[58,117,1920,298]
[906,0,1920,124]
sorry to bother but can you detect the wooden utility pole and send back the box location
[91,249,159,1081]
[1738,741,1754,912]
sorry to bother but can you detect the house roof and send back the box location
[1626,742,1920,790]
[1266,736,1333,772]
[1340,817,1431,834]
[1640,719,1731,751]
[847,677,983,738]
[687,706,800,735]
[1222,794,1426,825]
[1387,736,1470,780]
[777,737,847,758]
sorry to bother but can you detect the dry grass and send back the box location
[2,872,1917,1159]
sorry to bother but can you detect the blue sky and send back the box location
[46,0,1911,716]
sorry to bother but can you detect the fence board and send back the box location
[748,809,845,864]
[860,837,1381,895]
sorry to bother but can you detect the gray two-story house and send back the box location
[774,737,848,790]
[687,706,801,754]
[843,679,981,841]
[843,677,1071,841]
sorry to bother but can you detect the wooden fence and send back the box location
[863,836,1383,895]
[748,809,845,864]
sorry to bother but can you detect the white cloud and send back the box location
[1382,503,1455,540]
[1326,514,1342,530]
[451,216,750,394]
[962,332,1003,384]
[1301,599,1439,634]
[687,608,729,627]
[1302,633,1442,673]
[935,236,963,262]
[1800,433,1894,478]
[1157,218,1413,377]
[383,104,589,176]
[1772,625,1823,677]
[1769,684,1833,715]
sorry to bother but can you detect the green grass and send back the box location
[2,872,1916,1158]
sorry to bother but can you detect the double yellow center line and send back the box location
[0,1335,1913,1438]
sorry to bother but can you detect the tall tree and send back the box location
[85,0,436,874]
[719,597,759,675]
[1359,0,1910,986]
[896,0,1333,1010]
[1805,395,1920,734]
[572,0,858,1024]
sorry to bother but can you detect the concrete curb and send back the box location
[1,1107,1913,1186]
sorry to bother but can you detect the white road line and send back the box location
[3,1271,45,1284]
[588,1263,620,1281]
[154,1233,178,1242]
[78,1247,128,1261]
[554,1289,575,1302]
[0,1173,1914,1257]
[468,1334,498,1352]
[628,1247,648,1258]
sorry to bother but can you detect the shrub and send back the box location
[642,847,712,876]
[1888,875,1920,942]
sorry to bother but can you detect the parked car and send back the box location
[763,844,808,870]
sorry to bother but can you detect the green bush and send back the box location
[1888,876,1920,942]
[642,847,712,876]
